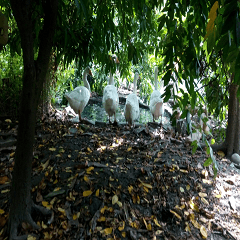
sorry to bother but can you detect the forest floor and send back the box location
[1,110,240,240]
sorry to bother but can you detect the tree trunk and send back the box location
[8,0,58,239]
[212,81,240,157]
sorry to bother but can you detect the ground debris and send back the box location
[0,118,240,239]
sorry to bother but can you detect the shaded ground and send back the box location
[0,115,240,240]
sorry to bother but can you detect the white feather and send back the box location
[102,72,119,122]
[65,67,91,120]
[124,72,140,126]
[149,66,164,122]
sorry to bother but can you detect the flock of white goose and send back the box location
[65,60,164,126]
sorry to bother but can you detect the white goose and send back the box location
[124,72,140,126]
[149,66,164,124]
[102,72,119,124]
[65,67,92,121]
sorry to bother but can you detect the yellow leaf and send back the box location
[128,185,133,194]
[180,169,188,173]
[147,223,152,231]
[86,166,94,174]
[201,197,209,205]
[73,213,78,220]
[191,219,201,229]
[170,210,182,220]
[121,232,126,237]
[117,201,122,208]
[0,209,5,215]
[49,147,56,151]
[143,218,147,229]
[96,189,100,197]
[205,1,219,39]
[100,206,108,214]
[189,199,199,212]
[185,222,191,232]
[215,194,221,198]
[139,179,152,189]
[83,190,93,197]
[84,175,90,182]
[200,225,208,239]
[130,221,139,229]
[186,185,190,191]
[42,160,49,170]
[58,207,65,214]
[98,216,106,222]
[143,186,149,192]
[180,187,184,192]
[127,147,132,152]
[118,221,125,231]
[153,217,161,227]
[199,192,207,198]
[5,119,12,123]
[87,147,92,153]
[104,227,112,235]
[112,195,118,205]
[202,179,213,184]
[27,235,37,240]
[42,201,49,207]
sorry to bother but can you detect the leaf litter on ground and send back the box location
[0,115,240,239]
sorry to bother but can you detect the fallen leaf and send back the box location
[27,235,37,240]
[0,176,8,185]
[96,189,100,197]
[217,151,225,157]
[98,216,106,222]
[191,219,201,229]
[118,221,125,231]
[112,195,118,205]
[180,187,184,192]
[0,209,5,215]
[83,190,93,197]
[199,192,207,198]
[103,227,112,235]
[170,210,181,220]
[200,225,208,239]
[49,148,56,151]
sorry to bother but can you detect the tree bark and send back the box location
[211,80,240,157]
[226,83,238,156]
[8,0,58,239]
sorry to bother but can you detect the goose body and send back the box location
[124,72,140,126]
[102,73,119,123]
[65,67,92,121]
[149,66,164,123]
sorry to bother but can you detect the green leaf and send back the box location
[204,157,213,167]
[191,140,198,154]
[158,15,166,32]
[207,29,216,53]
[235,13,240,47]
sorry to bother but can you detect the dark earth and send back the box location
[0,108,240,240]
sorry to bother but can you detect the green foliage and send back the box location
[0,48,23,117]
